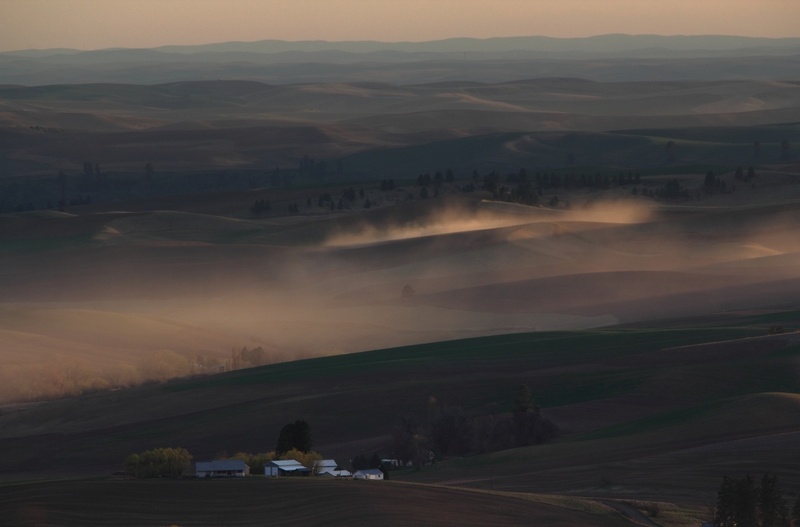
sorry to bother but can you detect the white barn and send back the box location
[353,468,384,480]
[316,459,352,477]
[196,460,250,478]
[265,459,313,477]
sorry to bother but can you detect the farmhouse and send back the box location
[353,468,384,480]
[265,459,313,477]
[195,460,250,478]
[316,459,352,477]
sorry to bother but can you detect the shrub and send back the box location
[125,447,192,478]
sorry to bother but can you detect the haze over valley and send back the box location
[2,15,800,526]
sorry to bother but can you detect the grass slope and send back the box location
[0,326,794,484]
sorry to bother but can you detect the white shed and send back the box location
[353,469,384,480]
[316,459,352,477]
[196,460,250,478]
[265,459,313,477]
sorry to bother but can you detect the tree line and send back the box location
[125,447,192,478]
[388,385,557,470]
[715,473,800,527]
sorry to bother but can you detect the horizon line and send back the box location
[4,33,800,54]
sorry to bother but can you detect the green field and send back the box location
[2,320,798,512]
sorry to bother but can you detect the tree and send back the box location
[735,167,744,180]
[704,170,716,189]
[292,420,313,452]
[419,187,428,199]
[431,406,473,457]
[733,474,759,527]
[391,414,422,467]
[513,385,533,414]
[781,139,791,161]
[759,473,790,527]
[276,423,295,455]
[369,452,382,469]
[275,420,313,454]
[352,454,368,471]
[792,495,800,527]
[715,476,736,527]
[445,169,455,182]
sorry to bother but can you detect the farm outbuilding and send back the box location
[265,459,312,477]
[316,459,351,477]
[195,460,250,478]
[353,469,384,480]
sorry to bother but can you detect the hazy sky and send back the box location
[2,0,799,52]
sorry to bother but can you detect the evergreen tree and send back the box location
[352,454,368,471]
[292,420,313,453]
[792,495,800,527]
[704,170,716,189]
[369,452,382,469]
[733,474,759,527]
[759,473,790,527]
[276,423,295,455]
[513,385,533,414]
[716,476,736,527]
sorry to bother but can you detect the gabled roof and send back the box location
[196,460,248,471]
[318,459,340,468]
[319,468,352,476]
[267,459,306,467]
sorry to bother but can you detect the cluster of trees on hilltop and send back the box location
[480,169,642,199]
[416,170,455,188]
[387,385,557,470]
[735,166,757,181]
[125,447,192,478]
[250,198,271,214]
[715,473,800,527]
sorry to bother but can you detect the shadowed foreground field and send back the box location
[0,479,631,527]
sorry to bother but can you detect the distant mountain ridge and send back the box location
[2,35,799,86]
[5,34,800,58]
